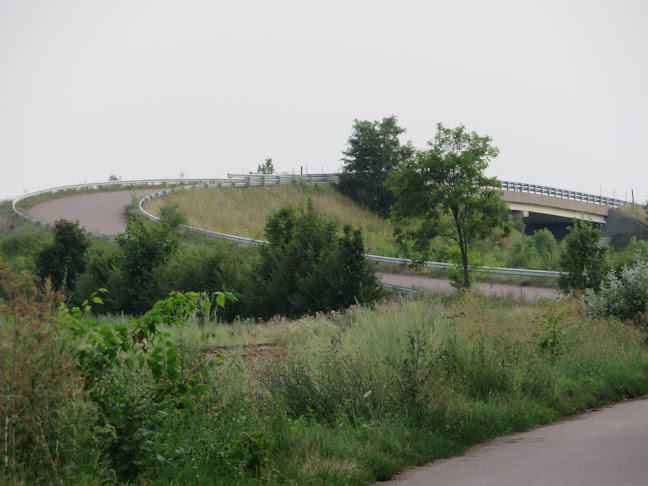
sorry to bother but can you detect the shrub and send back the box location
[583,261,648,325]
[112,217,181,314]
[253,201,380,319]
[36,219,90,293]
[62,290,233,480]
[159,201,189,228]
[558,219,608,293]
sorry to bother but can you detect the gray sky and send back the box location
[1,0,647,203]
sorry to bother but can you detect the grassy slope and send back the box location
[616,205,648,228]
[145,183,400,255]
[144,183,561,287]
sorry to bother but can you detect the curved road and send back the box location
[27,189,159,235]
[381,398,648,485]
[27,189,558,298]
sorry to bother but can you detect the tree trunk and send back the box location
[461,243,470,289]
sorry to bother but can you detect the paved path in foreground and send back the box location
[381,398,648,485]
[28,190,558,298]
[27,189,159,235]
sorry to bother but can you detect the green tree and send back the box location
[113,218,181,313]
[257,157,275,174]
[388,123,509,289]
[558,219,608,293]
[338,116,414,218]
[37,219,90,292]
[254,201,379,318]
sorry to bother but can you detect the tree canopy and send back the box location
[338,116,414,218]
[257,158,275,175]
[558,219,608,293]
[253,201,379,318]
[37,219,90,292]
[387,123,509,289]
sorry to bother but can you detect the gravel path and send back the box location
[380,398,648,485]
[27,189,159,235]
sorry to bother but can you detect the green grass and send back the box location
[145,183,401,255]
[616,205,648,228]
[158,294,648,485]
[5,271,648,485]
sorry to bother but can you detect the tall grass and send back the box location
[3,273,648,484]
[152,293,648,484]
[617,205,648,228]
[145,183,401,255]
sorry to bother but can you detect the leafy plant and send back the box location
[583,261,648,326]
[36,219,90,293]
[254,200,380,318]
[112,217,181,313]
[536,299,569,358]
[388,123,510,289]
[338,116,414,218]
[0,259,96,483]
[60,289,234,480]
[159,201,189,228]
[558,219,608,293]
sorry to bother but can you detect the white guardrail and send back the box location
[12,174,573,280]
[499,181,627,208]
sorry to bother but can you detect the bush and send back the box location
[36,219,90,293]
[112,217,181,314]
[558,220,608,293]
[253,201,380,319]
[157,238,258,321]
[159,201,189,228]
[583,261,648,325]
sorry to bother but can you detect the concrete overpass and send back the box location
[499,181,646,240]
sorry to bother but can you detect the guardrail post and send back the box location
[262,175,265,187]
[246,176,251,187]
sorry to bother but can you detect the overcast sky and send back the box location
[1,0,646,203]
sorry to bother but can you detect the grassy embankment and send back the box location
[145,183,560,287]
[616,205,648,228]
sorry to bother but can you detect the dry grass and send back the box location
[146,183,400,253]
[617,205,648,228]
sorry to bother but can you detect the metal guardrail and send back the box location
[12,174,566,280]
[140,192,563,278]
[499,181,627,208]
[227,173,340,186]
[11,177,240,241]
[378,282,419,294]
[366,254,563,278]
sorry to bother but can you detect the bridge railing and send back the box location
[499,181,627,208]
[226,173,339,186]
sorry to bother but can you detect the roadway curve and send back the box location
[381,398,648,485]
[27,189,159,235]
[27,189,558,298]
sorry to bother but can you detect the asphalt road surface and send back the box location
[27,189,159,235]
[381,398,648,486]
[378,272,560,299]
